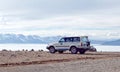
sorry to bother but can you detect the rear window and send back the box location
[81,37,89,42]
[73,37,80,42]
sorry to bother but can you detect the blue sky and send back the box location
[0,0,120,38]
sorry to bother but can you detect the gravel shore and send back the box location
[0,51,120,72]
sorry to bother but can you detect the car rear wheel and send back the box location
[70,46,78,54]
[49,46,56,53]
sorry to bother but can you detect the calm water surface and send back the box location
[0,44,120,52]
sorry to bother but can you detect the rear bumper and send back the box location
[77,46,96,51]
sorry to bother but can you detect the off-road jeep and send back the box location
[46,36,96,54]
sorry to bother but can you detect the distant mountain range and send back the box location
[0,34,61,44]
[102,39,120,46]
[0,34,119,45]
[90,40,105,44]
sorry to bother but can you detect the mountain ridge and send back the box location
[0,34,119,45]
[102,39,120,46]
[0,34,61,44]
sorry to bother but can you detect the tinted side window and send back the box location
[73,37,80,42]
[65,38,73,42]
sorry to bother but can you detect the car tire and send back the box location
[70,46,78,54]
[49,46,56,53]
[58,51,64,53]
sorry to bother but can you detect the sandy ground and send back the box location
[0,51,120,72]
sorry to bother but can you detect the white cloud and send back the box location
[0,0,120,38]
[0,14,120,38]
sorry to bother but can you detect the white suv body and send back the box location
[47,36,95,54]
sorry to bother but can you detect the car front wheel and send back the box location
[49,46,56,53]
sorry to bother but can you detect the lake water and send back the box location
[0,44,48,51]
[0,44,120,52]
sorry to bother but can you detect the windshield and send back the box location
[81,37,89,42]
[59,38,65,42]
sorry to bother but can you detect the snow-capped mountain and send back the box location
[0,34,61,44]
[0,34,119,45]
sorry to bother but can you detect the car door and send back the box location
[55,38,69,50]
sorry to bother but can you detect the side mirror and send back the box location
[59,41,63,45]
